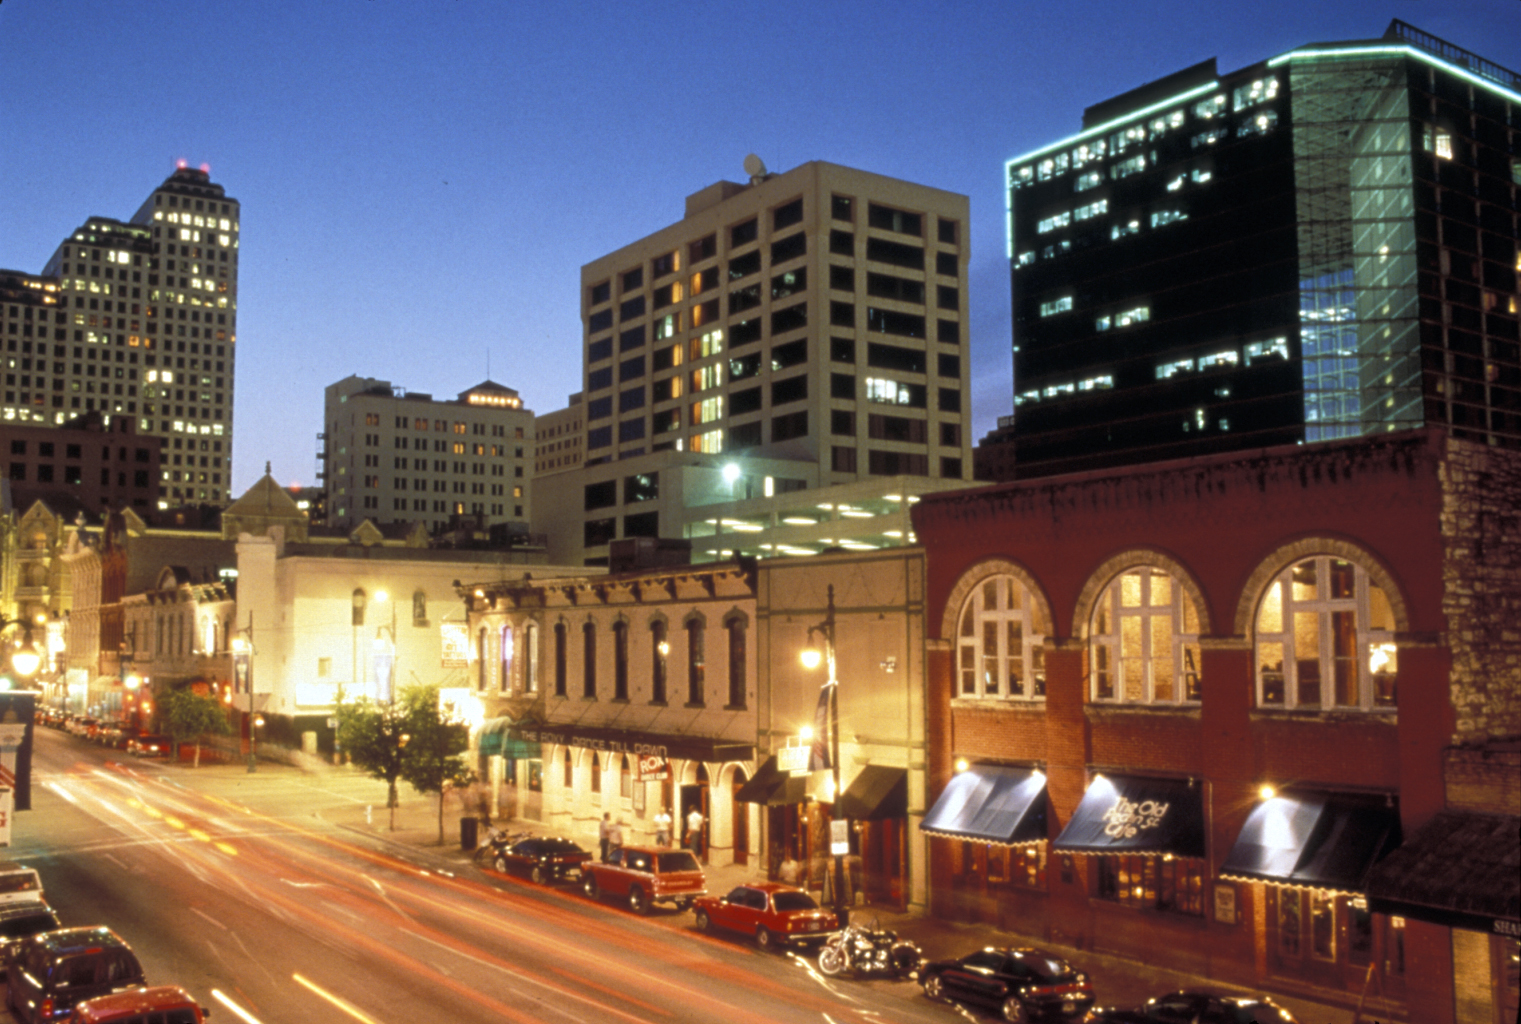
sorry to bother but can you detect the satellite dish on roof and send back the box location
[744,153,768,181]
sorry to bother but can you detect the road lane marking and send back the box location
[293,973,386,1024]
[191,906,228,931]
[211,988,266,1024]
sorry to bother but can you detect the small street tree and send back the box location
[335,696,407,830]
[397,684,475,845]
[161,688,231,768]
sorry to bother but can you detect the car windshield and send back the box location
[657,852,700,873]
[772,892,818,911]
[0,874,40,895]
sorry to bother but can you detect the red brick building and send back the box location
[911,428,1518,1023]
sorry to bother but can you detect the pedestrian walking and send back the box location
[653,809,672,847]
[598,812,612,861]
[610,817,624,855]
[686,806,705,859]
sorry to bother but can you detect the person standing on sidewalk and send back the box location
[685,806,705,860]
[653,808,672,847]
[610,817,624,857]
[598,812,612,861]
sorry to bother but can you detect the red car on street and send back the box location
[580,846,706,915]
[692,882,838,951]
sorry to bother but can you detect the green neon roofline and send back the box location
[1003,81,1220,173]
[1268,44,1521,104]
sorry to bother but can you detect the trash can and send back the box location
[460,816,479,851]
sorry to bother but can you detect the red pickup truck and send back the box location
[580,846,706,915]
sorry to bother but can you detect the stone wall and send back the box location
[1441,436,1521,743]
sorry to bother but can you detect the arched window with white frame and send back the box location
[1253,555,1396,711]
[957,575,1047,699]
[1090,566,1202,704]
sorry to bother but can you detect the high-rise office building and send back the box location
[1002,20,1519,478]
[537,159,975,565]
[1,164,240,507]
[322,375,534,535]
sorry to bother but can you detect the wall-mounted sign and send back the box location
[638,755,669,781]
[440,622,469,667]
[1101,796,1170,839]
[778,745,810,776]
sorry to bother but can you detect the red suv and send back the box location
[580,846,706,915]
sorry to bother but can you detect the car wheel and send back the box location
[530,865,548,885]
[582,875,599,899]
[922,973,946,1001]
[755,925,775,951]
[1000,996,1028,1023]
[694,908,712,932]
[493,855,508,873]
[628,886,649,915]
[818,944,845,977]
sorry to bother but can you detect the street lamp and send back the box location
[799,583,846,925]
[231,612,255,773]
[0,616,42,684]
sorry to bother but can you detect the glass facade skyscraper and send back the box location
[1003,21,1519,477]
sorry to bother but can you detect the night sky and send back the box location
[2,1,1514,494]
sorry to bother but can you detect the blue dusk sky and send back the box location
[1,1,1514,494]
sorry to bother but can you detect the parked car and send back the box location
[580,845,706,915]
[0,904,61,980]
[125,735,171,758]
[65,718,97,739]
[67,984,208,1024]
[7,926,145,1023]
[1083,990,1300,1024]
[920,946,1095,1022]
[94,726,124,749]
[692,882,837,950]
[490,836,592,884]
[0,863,44,908]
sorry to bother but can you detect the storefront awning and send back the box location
[1366,811,1519,934]
[735,755,808,806]
[479,717,540,759]
[1220,790,1401,894]
[919,765,1047,846]
[837,766,907,821]
[1053,774,1205,858]
[511,722,752,765]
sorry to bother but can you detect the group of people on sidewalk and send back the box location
[597,807,707,861]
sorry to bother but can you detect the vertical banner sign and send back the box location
[0,722,26,847]
[440,622,469,668]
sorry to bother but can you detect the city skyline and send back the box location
[2,0,1512,495]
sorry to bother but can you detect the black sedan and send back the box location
[921,946,1095,1022]
[491,837,592,884]
[1083,990,1299,1024]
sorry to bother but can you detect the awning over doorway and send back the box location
[509,721,751,764]
[837,765,907,821]
[1053,773,1205,857]
[478,717,540,759]
[735,755,807,806]
[1220,790,1401,894]
[919,765,1047,845]
[1366,811,1519,934]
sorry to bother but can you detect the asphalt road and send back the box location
[9,728,963,1024]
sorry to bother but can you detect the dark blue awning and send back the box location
[1221,791,1401,894]
[1053,774,1205,858]
[919,765,1047,846]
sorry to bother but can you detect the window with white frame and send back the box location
[525,622,539,693]
[1254,557,1397,711]
[957,575,1047,700]
[1090,567,1202,704]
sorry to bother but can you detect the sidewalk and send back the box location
[210,757,1395,1024]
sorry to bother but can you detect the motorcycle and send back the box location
[472,825,531,866]
[816,918,921,979]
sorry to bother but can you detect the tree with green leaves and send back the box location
[161,688,231,768]
[335,695,408,830]
[396,684,475,844]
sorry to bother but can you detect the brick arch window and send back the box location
[957,575,1047,700]
[499,623,513,693]
[563,746,573,788]
[553,622,568,697]
[650,618,669,705]
[525,622,539,693]
[620,754,633,799]
[590,751,601,794]
[1253,555,1397,711]
[477,626,488,691]
[685,615,706,707]
[1090,566,1202,704]
[612,620,629,701]
[583,622,597,699]
[724,612,747,709]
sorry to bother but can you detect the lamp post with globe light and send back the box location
[0,616,43,689]
[800,584,846,925]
